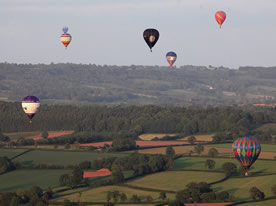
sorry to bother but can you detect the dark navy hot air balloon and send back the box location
[232,136,261,176]
[22,96,40,123]
[60,27,72,48]
[166,51,177,67]
[143,28,159,52]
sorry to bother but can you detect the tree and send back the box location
[111,191,120,203]
[187,136,196,144]
[0,156,15,174]
[120,193,127,202]
[0,129,10,142]
[59,174,71,186]
[166,146,175,158]
[249,187,265,200]
[222,162,237,177]
[194,144,204,155]
[130,194,141,202]
[168,200,185,206]
[159,192,167,201]
[41,131,48,139]
[146,195,153,202]
[205,159,216,170]
[200,192,216,202]
[65,143,70,150]
[208,148,219,157]
[106,191,112,202]
[271,185,276,196]
[111,164,124,184]
[216,191,229,202]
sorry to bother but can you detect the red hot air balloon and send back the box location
[60,27,72,48]
[215,11,226,28]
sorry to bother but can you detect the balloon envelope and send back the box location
[143,28,159,52]
[166,51,177,67]
[22,96,40,123]
[61,27,72,48]
[232,136,261,175]
[215,11,226,28]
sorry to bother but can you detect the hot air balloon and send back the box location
[215,11,226,28]
[60,27,72,48]
[232,136,261,176]
[143,28,159,52]
[166,51,177,68]
[22,96,40,124]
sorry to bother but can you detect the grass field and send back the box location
[138,144,276,159]
[4,131,40,139]
[0,148,28,159]
[138,133,176,140]
[213,175,276,201]
[207,143,276,152]
[54,185,174,202]
[127,171,225,192]
[4,131,74,140]
[0,169,72,192]
[13,150,126,166]
[174,157,276,174]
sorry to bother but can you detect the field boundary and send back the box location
[119,183,176,193]
[10,149,33,160]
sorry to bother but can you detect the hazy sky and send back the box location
[1,0,276,68]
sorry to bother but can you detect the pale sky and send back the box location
[1,0,276,68]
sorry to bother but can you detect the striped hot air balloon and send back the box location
[215,11,226,28]
[22,96,40,124]
[166,51,177,68]
[232,137,261,176]
[60,27,72,48]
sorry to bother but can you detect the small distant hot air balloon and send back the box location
[60,27,72,48]
[232,136,261,176]
[215,11,226,28]
[143,28,159,52]
[22,96,40,124]
[166,52,177,68]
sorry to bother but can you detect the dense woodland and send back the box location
[0,102,276,144]
[1,63,276,105]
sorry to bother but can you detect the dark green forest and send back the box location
[0,102,275,144]
[1,63,276,105]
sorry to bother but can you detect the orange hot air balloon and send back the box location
[215,11,226,28]
[60,27,72,48]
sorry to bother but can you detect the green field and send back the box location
[55,185,174,202]
[13,150,126,166]
[207,143,276,152]
[0,148,28,159]
[4,131,40,139]
[174,157,276,174]
[213,175,276,201]
[127,171,225,192]
[0,169,72,192]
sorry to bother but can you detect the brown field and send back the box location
[138,145,276,159]
[80,140,194,148]
[27,131,74,140]
[83,168,111,178]
[138,133,176,140]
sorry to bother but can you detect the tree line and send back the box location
[1,103,276,143]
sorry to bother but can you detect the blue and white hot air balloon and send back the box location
[22,96,40,123]
[166,51,177,68]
